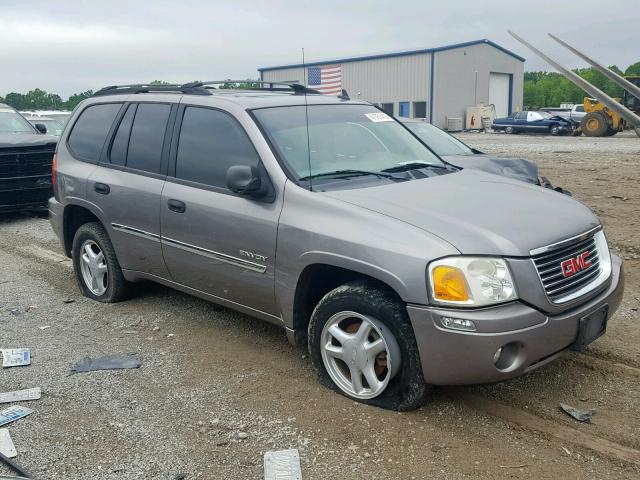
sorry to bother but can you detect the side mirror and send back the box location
[226,165,265,198]
[34,123,47,134]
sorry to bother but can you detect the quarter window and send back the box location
[175,107,259,188]
[68,103,122,160]
[109,104,136,166]
[126,103,171,174]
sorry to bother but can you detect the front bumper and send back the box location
[407,254,624,385]
[0,175,52,211]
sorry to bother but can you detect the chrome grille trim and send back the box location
[531,227,609,304]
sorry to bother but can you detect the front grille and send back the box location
[0,144,56,179]
[532,232,601,303]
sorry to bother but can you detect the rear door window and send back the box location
[174,107,259,188]
[126,103,171,174]
[68,103,122,160]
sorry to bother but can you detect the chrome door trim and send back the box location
[111,223,161,242]
[161,236,267,273]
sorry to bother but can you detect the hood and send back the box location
[0,133,58,149]
[441,154,539,184]
[324,169,599,256]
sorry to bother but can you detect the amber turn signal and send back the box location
[432,265,470,302]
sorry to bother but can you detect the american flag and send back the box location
[307,65,342,95]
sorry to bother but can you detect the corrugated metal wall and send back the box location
[260,44,524,128]
[432,43,524,128]
[261,53,431,117]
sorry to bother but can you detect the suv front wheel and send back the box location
[72,222,129,303]
[308,280,427,411]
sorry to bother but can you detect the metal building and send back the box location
[258,39,525,129]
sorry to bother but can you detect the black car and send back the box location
[0,103,57,211]
[492,110,577,135]
[400,118,569,194]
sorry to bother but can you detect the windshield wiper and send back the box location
[381,162,451,173]
[299,169,403,181]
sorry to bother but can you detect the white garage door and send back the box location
[489,73,510,118]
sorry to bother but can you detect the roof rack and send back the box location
[92,83,212,97]
[92,80,323,98]
[183,80,321,95]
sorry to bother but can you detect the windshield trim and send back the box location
[248,103,450,188]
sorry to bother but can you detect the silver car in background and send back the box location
[49,83,624,410]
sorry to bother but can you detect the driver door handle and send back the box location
[167,199,186,213]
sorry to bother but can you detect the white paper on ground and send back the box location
[0,406,34,427]
[1,348,31,367]
[0,429,17,458]
[0,388,42,404]
[264,449,302,480]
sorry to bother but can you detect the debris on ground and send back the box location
[38,325,51,331]
[62,299,75,304]
[0,388,41,404]
[0,406,34,427]
[560,403,595,423]
[1,348,31,368]
[0,428,17,458]
[264,449,302,480]
[0,449,33,478]
[70,354,142,373]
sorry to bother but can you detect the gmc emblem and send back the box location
[561,251,592,278]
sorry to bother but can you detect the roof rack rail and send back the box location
[92,83,212,97]
[183,80,321,95]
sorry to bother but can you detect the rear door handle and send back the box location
[94,182,110,195]
[167,199,186,213]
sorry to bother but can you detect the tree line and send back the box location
[2,67,639,111]
[524,62,640,108]
[0,79,262,111]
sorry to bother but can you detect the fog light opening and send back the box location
[493,342,523,371]
[440,316,476,332]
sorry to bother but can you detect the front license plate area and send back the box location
[572,305,608,352]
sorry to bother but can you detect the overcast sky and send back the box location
[2,0,638,98]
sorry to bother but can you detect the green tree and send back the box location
[625,62,640,76]
[64,90,93,110]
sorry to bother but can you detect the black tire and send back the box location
[504,126,515,134]
[308,279,427,411]
[581,112,609,137]
[72,222,130,303]
[549,125,560,136]
[603,127,618,137]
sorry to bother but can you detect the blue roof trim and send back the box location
[258,39,525,72]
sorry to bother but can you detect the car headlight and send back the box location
[428,257,518,307]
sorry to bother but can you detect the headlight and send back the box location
[428,257,518,307]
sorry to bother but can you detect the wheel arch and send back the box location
[288,257,409,345]
[62,200,108,257]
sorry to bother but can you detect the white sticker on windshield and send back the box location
[364,112,393,123]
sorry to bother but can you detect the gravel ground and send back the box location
[1,132,639,479]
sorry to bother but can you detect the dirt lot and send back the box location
[1,132,638,479]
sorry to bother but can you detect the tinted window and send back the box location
[68,103,122,159]
[175,107,259,188]
[126,103,171,174]
[109,104,136,166]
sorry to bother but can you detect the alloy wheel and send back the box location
[320,311,401,399]
[79,240,108,296]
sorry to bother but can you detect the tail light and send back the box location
[52,153,57,194]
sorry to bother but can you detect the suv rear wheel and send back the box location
[308,280,427,411]
[72,222,129,303]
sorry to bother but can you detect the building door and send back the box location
[399,102,410,118]
[489,73,511,118]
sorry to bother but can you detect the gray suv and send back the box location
[49,82,624,410]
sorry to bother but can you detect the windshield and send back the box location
[404,122,473,156]
[253,104,445,184]
[0,109,36,134]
